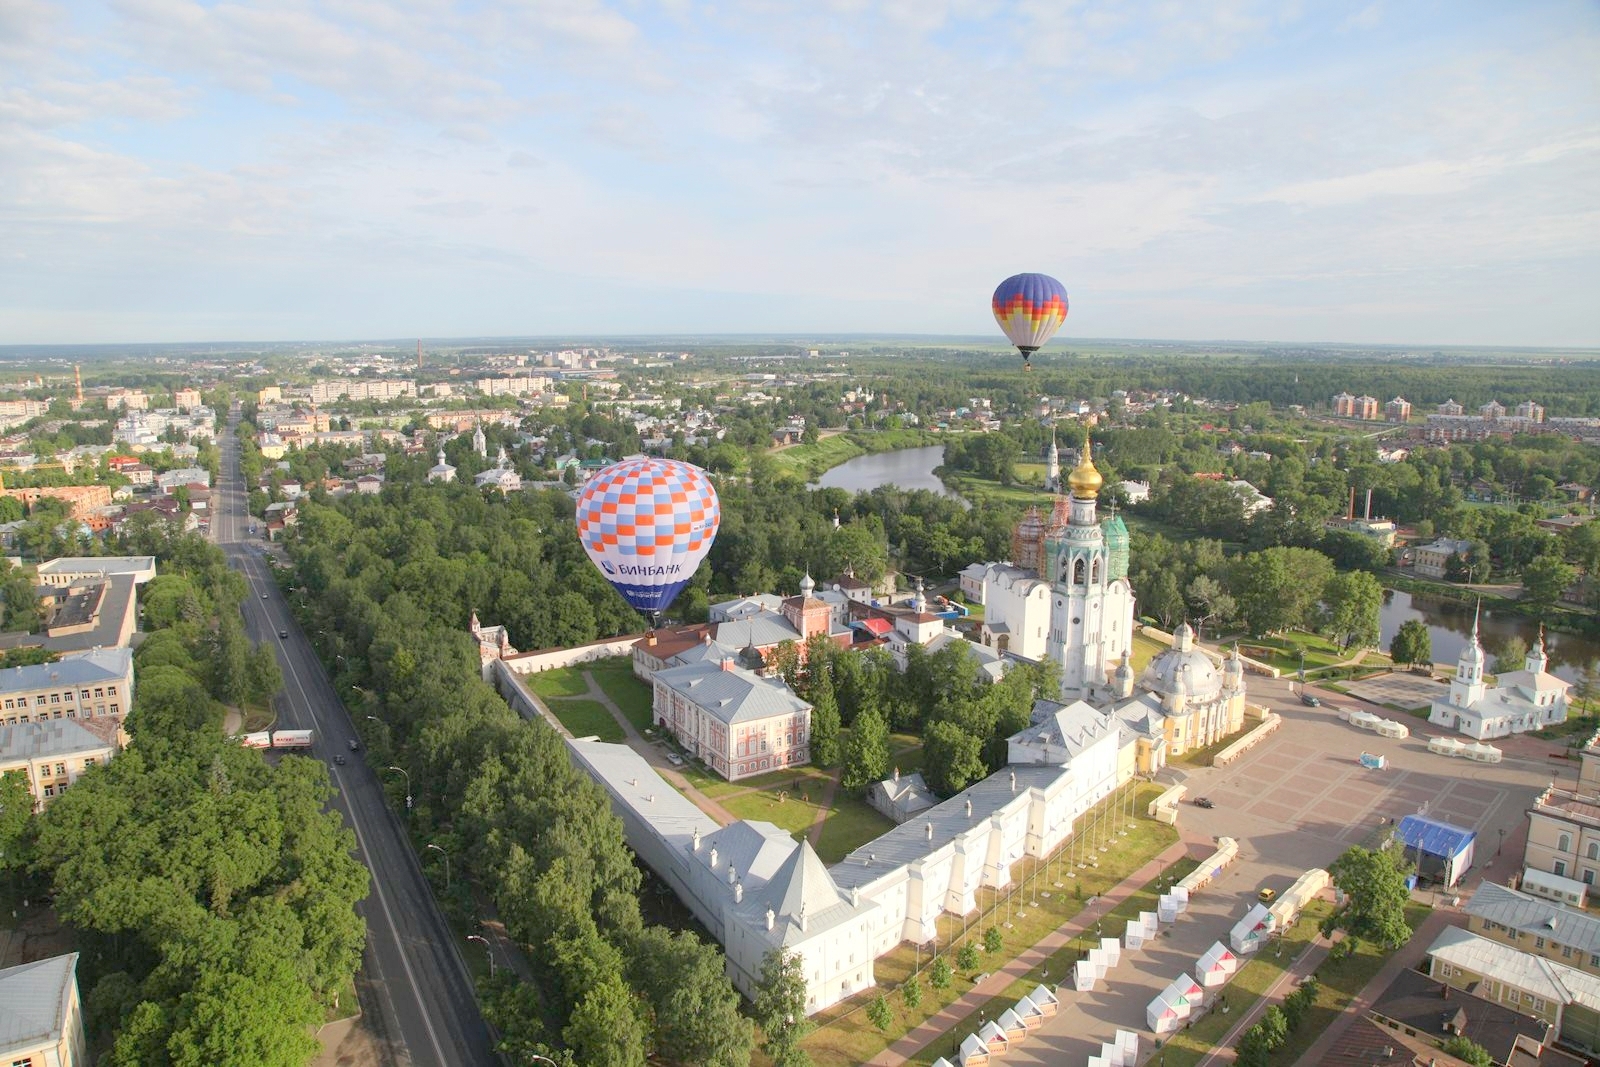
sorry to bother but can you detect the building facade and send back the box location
[0,719,118,812]
[0,952,87,1067]
[651,658,812,781]
[1429,621,1570,739]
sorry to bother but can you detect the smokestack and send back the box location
[1365,488,1373,522]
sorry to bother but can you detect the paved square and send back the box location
[989,687,1568,1067]
[1342,673,1449,710]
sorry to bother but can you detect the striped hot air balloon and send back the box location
[992,273,1069,369]
[575,457,721,617]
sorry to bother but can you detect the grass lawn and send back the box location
[544,698,624,743]
[815,799,896,864]
[240,702,276,731]
[804,783,1177,1067]
[525,666,592,700]
[1130,631,1166,674]
[585,659,655,734]
[723,789,826,835]
[677,762,746,798]
[1267,902,1432,1065]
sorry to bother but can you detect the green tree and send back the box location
[208,612,252,707]
[841,706,890,792]
[866,993,892,1031]
[956,942,979,971]
[1522,554,1577,611]
[929,956,952,990]
[983,926,1003,953]
[627,927,753,1067]
[1389,620,1432,668]
[922,721,986,797]
[0,561,40,633]
[0,769,32,873]
[752,949,811,1067]
[1492,636,1527,676]
[1440,1036,1493,1067]
[245,643,283,706]
[902,975,922,1011]
[1328,844,1413,948]
[563,973,648,1067]
[1321,570,1383,652]
[809,665,842,768]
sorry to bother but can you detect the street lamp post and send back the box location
[466,934,495,977]
[386,765,412,811]
[426,843,450,889]
[1498,827,1506,858]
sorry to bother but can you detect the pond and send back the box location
[812,445,961,500]
[1379,588,1598,683]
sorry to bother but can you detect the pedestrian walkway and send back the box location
[576,670,742,826]
[871,839,1192,1066]
[1195,932,1336,1067]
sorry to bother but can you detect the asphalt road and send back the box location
[213,424,499,1067]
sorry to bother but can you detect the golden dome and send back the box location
[1068,436,1102,499]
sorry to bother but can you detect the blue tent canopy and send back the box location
[1396,814,1476,858]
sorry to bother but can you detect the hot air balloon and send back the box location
[574,457,721,619]
[992,273,1069,370]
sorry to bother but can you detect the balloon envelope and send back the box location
[992,273,1069,354]
[575,457,721,615]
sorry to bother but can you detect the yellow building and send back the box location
[0,719,119,812]
[1106,625,1248,772]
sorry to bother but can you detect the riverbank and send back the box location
[1384,571,1600,637]
[769,428,941,480]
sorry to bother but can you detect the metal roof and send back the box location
[1397,814,1477,858]
[0,647,132,696]
[653,660,810,726]
[1427,926,1600,1011]
[1465,882,1600,954]
[0,718,114,762]
[0,952,78,1058]
[831,763,1069,890]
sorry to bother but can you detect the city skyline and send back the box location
[2,1,1597,347]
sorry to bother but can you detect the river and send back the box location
[1379,589,1599,682]
[813,445,961,501]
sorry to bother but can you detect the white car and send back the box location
[666,753,684,767]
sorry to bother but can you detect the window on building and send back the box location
[1509,989,1520,1002]
[34,696,45,706]
[1555,860,1568,876]
[1586,870,1596,886]
[1559,833,1572,852]
[49,693,58,703]
[107,685,117,696]
[85,758,95,767]
[1563,946,1573,958]
[80,690,89,699]
[42,785,53,797]
[94,688,103,698]
[39,764,50,777]
[55,763,65,776]
[110,704,118,715]
[1588,842,1599,861]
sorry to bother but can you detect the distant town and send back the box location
[1,338,1599,1067]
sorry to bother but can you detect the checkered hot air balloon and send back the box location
[574,457,721,616]
[992,273,1069,370]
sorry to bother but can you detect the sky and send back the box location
[2,1,1597,347]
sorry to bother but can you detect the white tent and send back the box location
[1229,903,1275,953]
[1171,974,1203,1001]
[1139,910,1160,935]
[1099,936,1122,966]
[1158,893,1179,923]
[1195,941,1239,987]
[1086,947,1109,979]
[1348,710,1381,730]
[1171,885,1190,912]
[1027,984,1058,1017]
[1087,1056,1111,1067]
[1116,1030,1139,1066]
[1375,718,1410,739]
[1099,1041,1123,1067]
[1123,917,1146,952]
[1466,741,1503,763]
[960,1033,989,1066]
[999,1008,1028,1043]
[1146,986,1186,1033]
[1428,735,1466,756]
[979,1020,1009,1056]
[1015,995,1045,1032]
[1074,958,1097,992]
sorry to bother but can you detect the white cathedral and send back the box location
[1428,610,1570,739]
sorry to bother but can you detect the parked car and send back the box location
[333,754,346,766]
[1193,797,1215,809]
[347,739,360,751]
[278,629,288,639]
[1258,887,1278,902]
[1300,693,1321,707]
[665,753,684,766]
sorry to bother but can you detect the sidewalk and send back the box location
[1195,932,1336,1067]
[871,838,1192,1067]
[1289,907,1463,1067]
